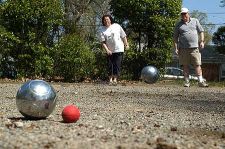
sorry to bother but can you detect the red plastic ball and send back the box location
[62,105,80,123]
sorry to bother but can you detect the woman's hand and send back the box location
[125,44,129,50]
[106,49,112,55]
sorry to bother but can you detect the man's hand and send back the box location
[200,41,204,49]
[175,48,179,55]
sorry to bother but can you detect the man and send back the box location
[173,7,208,87]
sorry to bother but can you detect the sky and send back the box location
[183,0,225,32]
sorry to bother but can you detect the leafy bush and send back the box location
[122,47,145,80]
[90,42,108,80]
[53,34,95,82]
[0,26,20,79]
[0,0,63,79]
[34,45,54,78]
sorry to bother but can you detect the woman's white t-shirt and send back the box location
[100,23,126,53]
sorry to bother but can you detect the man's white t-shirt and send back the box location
[100,23,126,53]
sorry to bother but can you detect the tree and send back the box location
[220,0,225,7]
[111,0,181,47]
[64,0,110,25]
[190,10,215,45]
[212,26,225,54]
[211,0,225,54]
[63,0,111,36]
[110,0,182,79]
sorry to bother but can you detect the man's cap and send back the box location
[181,7,189,14]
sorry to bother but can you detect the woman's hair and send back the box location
[101,14,114,26]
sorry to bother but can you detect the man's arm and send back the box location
[173,23,179,54]
[174,41,179,55]
[199,32,204,49]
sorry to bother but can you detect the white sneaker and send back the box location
[184,81,190,87]
[198,81,208,87]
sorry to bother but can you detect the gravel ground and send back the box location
[0,80,225,149]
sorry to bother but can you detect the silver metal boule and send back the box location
[16,80,57,119]
[141,66,159,84]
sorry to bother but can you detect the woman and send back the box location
[99,14,129,85]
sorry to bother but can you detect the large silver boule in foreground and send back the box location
[16,80,57,119]
[141,65,159,84]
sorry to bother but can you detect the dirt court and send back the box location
[0,80,225,149]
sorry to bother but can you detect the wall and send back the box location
[202,64,219,81]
